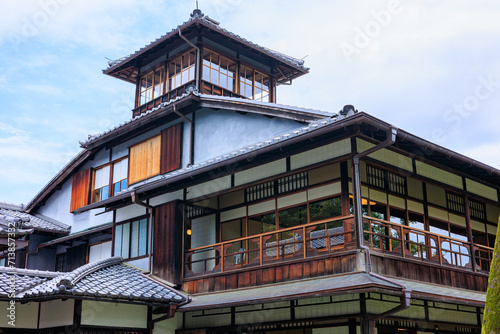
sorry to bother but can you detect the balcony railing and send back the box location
[183,216,494,279]
[363,216,494,272]
[184,216,355,278]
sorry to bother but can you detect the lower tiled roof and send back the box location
[0,202,70,234]
[1,257,188,305]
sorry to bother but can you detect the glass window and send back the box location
[278,204,307,230]
[248,212,276,236]
[114,218,150,260]
[239,65,270,102]
[202,49,236,92]
[139,67,164,106]
[169,50,196,90]
[310,197,342,222]
[390,208,406,225]
[113,158,128,195]
[93,165,110,203]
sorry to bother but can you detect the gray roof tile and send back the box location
[1,257,188,305]
[105,10,307,74]
[0,202,70,234]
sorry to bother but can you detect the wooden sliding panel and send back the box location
[128,134,161,185]
[160,123,183,174]
[70,168,91,212]
[153,201,183,285]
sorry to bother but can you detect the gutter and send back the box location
[172,103,194,167]
[131,191,155,273]
[351,126,412,333]
[178,28,200,90]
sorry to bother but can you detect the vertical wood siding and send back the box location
[153,201,183,285]
[160,123,183,174]
[128,134,161,185]
[70,168,91,212]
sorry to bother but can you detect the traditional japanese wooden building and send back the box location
[1,8,499,334]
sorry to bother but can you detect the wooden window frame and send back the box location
[114,215,150,261]
[168,49,196,91]
[202,48,237,92]
[239,65,271,102]
[366,164,407,196]
[90,156,129,204]
[137,66,165,107]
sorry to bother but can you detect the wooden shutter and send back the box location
[70,168,91,212]
[160,123,183,174]
[128,134,161,185]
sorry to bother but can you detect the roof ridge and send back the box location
[0,202,24,211]
[0,266,59,278]
[58,256,122,291]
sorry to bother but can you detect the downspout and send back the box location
[178,28,200,90]
[172,103,194,167]
[131,191,154,273]
[351,127,412,333]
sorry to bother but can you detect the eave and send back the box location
[76,112,500,213]
[103,16,308,84]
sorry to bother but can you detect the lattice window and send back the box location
[245,172,309,203]
[277,172,308,194]
[387,172,406,195]
[367,165,385,189]
[367,165,406,195]
[446,191,465,214]
[469,199,486,220]
[185,204,214,219]
[246,180,275,202]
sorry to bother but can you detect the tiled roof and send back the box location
[0,211,34,237]
[180,272,402,311]
[1,257,188,305]
[0,202,70,234]
[80,89,334,147]
[0,267,58,298]
[124,109,342,191]
[105,10,307,74]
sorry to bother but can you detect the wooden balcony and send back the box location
[182,216,493,294]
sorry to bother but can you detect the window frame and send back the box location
[91,156,129,204]
[114,215,150,261]
[138,66,165,107]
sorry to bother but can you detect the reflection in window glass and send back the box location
[202,49,236,92]
[278,205,307,230]
[310,197,342,222]
[390,208,406,225]
[114,218,150,260]
[169,50,196,90]
[239,65,270,102]
[248,213,275,236]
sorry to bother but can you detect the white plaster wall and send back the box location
[110,116,191,168]
[115,204,148,223]
[37,177,112,233]
[126,256,150,271]
[81,301,147,328]
[153,312,182,333]
[194,108,301,163]
[39,299,74,329]
[0,301,38,329]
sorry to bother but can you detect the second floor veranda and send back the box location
[181,159,497,293]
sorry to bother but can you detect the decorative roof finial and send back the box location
[191,6,204,19]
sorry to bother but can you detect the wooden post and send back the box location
[464,195,477,272]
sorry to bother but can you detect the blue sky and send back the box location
[1,0,500,205]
